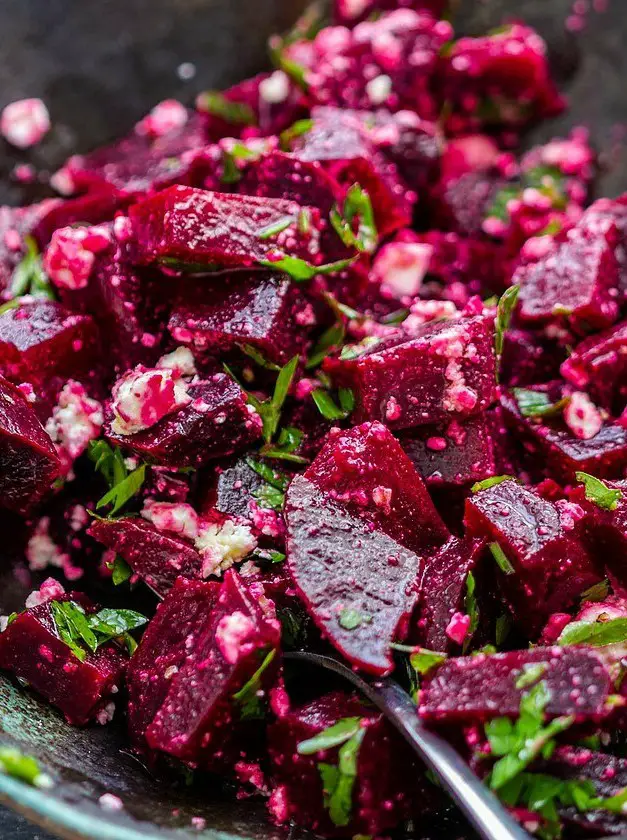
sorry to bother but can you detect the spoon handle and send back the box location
[285,652,528,840]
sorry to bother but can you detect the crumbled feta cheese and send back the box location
[372,241,433,300]
[24,577,66,609]
[195,518,257,577]
[99,793,124,812]
[138,99,188,137]
[259,71,291,104]
[111,366,191,435]
[1,98,50,149]
[156,346,197,378]
[45,381,103,469]
[564,391,603,440]
[95,701,116,725]
[141,500,200,542]
[365,73,392,105]
[215,611,256,663]
[43,225,110,290]
[26,518,69,572]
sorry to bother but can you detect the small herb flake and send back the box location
[257,216,296,240]
[471,475,515,494]
[512,388,570,419]
[232,648,277,720]
[490,542,515,575]
[463,572,479,653]
[196,91,256,125]
[50,600,147,661]
[338,608,367,630]
[494,285,519,366]
[297,717,363,755]
[0,747,52,789]
[576,471,623,511]
[515,662,549,690]
[557,617,627,647]
[259,254,355,282]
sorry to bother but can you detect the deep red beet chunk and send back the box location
[305,421,449,555]
[128,185,325,268]
[325,314,496,430]
[267,691,420,836]
[168,272,311,365]
[130,570,280,767]
[465,478,602,635]
[0,375,60,513]
[106,374,262,468]
[419,647,613,724]
[561,320,627,414]
[285,474,423,675]
[0,590,127,726]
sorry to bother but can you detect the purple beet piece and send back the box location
[89,517,202,597]
[143,570,280,766]
[267,691,418,836]
[305,421,449,555]
[400,415,496,488]
[501,389,627,482]
[465,479,602,635]
[429,170,506,238]
[579,195,627,300]
[539,746,627,837]
[106,374,262,468]
[514,222,621,333]
[285,474,423,675]
[325,314,496,430]
[59,113,211,196]
[413,536,487,652]
[419,647,612,724]
[168,272,311,365]
[0,593,126,726]
[561,321,627,414]
[500,327,565,388]
[0,299,101,391]
[199,457,266,523]
[0,375,60,513]
[333,0,446,26]
[127,576,221,754]
[128,185,324,268]
[440,24,564,135]
[32,189,128,247]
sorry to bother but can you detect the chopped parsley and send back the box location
[494,285,519,364]
[580,579,610,604]
[338,608,370,631]
[515,662,549,690]
[260,426,308,464]
[463,571,479,653]
[557,616,627,647]
[0,747,52,789]
[513,388,570,419]
[232,648,277,720]
[312,387,354,421]
[471,475,514,493]
[259,254,356,282]
[50,600,147,660]
[280,118,314,151]
[330,183,378,254]
[575,472,623,511]
[9,235,55,301]
[247,457,289,511]
[88,440,146,517]
[239,355,299,444]
[490,542,515,575]
[106,555,133,586]
[306,322,346,370]
[258,216,297,240]
[196,91,256,125]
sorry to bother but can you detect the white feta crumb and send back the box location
[111,366,191,435]
[365,74,392,105]
[1,98,50,149]
[99,793,124,812]
[196,518,257,578]
[259,71,290,104]
[156,346,197,378]
[215,611,256,663]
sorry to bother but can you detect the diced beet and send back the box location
[325,314,496,430]
[168,272,311,365]
[305,421,449,555]
[140,570,280,766]
[333,0,447,26]
[413,536,487,652]
[0,375,60,513]
[440,24,564,135]
[0,201,62,297]
[128,186,324,268]
[0,594,126,726]
[419,647,612,724]
[501,389,627,482]
[127,576,221,753]
[500,327,565,388]
[514,223,620,333]
[400,415,496,488]
[465,479,602,635]
[0,299,101,393]
[267,691,418,836]
[106,374,262,468]
[199,457,266,523]
[561,321,627,414]
[89,517,202,597]
[579,195,627,300]
[429,170,506,238]
[285,475,423,675]
[32,189,128,247]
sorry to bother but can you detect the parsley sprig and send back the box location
[576,472,623,512]
[50,600,147,660]
[88,440,146,517]
[513,388,570,419]
[330,184,378,254]
[7,236,55,302]
[232,648,277,720]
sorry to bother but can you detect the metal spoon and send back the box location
[285,650,529,840]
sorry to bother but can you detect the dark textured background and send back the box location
[0,0,625,837]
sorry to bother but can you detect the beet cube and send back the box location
[199,456,266,523]
[0,299,101,390]
[128,186,323,268]
[561,320,627,414]
[500,328,565,388]
[419,647,613,725]
[267,691,417,836]
[325,314,495,430]
[400,415,496,488]
[168,272,310,365]
[0,594,126,726]
[135,570,280,766]
[0,376,60,513]
[465,479,601,634]
[414,536,487,652]
[514,223,620,332]
[501,390,627,482]
[285,475,423,675]
[305,421,449,555]
[106,374,262,468]
[89,517,202,597]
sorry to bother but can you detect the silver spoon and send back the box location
[285,650,529,840]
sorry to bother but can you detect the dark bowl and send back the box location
[0,1,626,838]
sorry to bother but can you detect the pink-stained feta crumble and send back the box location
[259,71,291,104]
[563,391,603,440]
[99,793,124,812]
[95,701,116,725]
[372,242,433,300]
[215,611,257,664]
[445,611,471,645]
[26,517,70,573]
[43,225,111,291]
[141,499,200,541]
[24,577,66,609]
[268,785,290,824]
[156,346,197,378]
[110,365,191,435]
[45,381,104,470]
[137,99,188,138]
[1,98,50,149]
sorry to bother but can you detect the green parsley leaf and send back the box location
[312,388,354,421]
[390,644,447,680]
[238,344,280,371]
[96,464,146,516]
[88,440,128,491]
[245,458,289,491]
[463,571,479,653]
[322,292,362,323]
[380,308,410,325]
[580,578,610,604]
[251,548,286,565]
[253,484,285,512]
[109,555,132,586]
[330,184,378,254]
[258,254,355,282]
[10,236,55,301]
[321,727,366,826]
[490,542,515,575]
[0,747,52,788]
[196,91,256,125]
[244,355,299,444]
[515,662,549,690]
[495,614,512,647]
[298,718,363,755]
[338,608,370,630]
[512,388,570,418]
[339,336,381,360]
[258,216,297,240]
[280,118,315,150]
[306,322,346,370]
[50,600,147,661]
[471,475,514,493]
[260,426,308,464]
[494,285,519,364]
[576,472,623,511]
[232,648,277,720]
[558,617,627,647]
